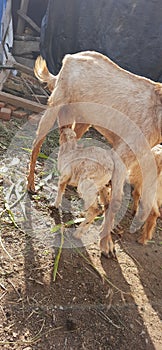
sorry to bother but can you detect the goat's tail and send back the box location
[34,56,56,91]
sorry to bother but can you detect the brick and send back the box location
[0,101,5,108]
[5,104,17,111]
[12,110,27,119]
[0,107,11,121]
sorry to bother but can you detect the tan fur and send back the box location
[54,128,117,253]
[34,56,57,92]
[27,51,162,255]
[129,144,162,243]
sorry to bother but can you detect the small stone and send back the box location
[13,332,18,338]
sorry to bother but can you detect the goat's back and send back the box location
[58,143,114,188]
[55,51,156,114]
[47,51,162,147]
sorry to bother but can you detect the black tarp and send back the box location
[40,0,162,81]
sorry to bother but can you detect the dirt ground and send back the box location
[0,117,162,350]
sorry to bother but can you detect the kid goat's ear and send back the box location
[72,121,76,130]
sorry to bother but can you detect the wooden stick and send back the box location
[17,10,40,33]
[16,0,30,35]
[0,91,46,113]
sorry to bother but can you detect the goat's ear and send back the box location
[72,121,76,130]
[155,84,162,103]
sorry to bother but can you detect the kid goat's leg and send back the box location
[54,176,69,208]
[74,198,101,238]
[74,179,101,238]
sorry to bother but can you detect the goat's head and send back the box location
[59,127,77,145]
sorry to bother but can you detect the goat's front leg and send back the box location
[99,184,111,211]
[27,107,58,193]
[74,199,101,238]
[54,180,68,208]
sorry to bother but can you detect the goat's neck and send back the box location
[59,140,77,154]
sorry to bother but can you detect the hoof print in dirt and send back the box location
[66,318,76,331]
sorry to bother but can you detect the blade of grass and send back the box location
[0,231,13,260]
[51,216,102,234]
[51,215,129,295]
[4,202,19,228]
[53,227,64,282]
[51,214,104,280]
[51,218,85,233]
[22,147,55,162]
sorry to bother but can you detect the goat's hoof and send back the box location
[27,185,36,195]
[100,238,116,259]
[54,204,59,209]
[137,236,147,245]
[48,202,58,210]
[101,248,117,259]
[53,200,60,209]
[113,224,124,236]
[131,209,136,217]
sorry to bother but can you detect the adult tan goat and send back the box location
[27,51,162,256]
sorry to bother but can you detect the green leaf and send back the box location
[51,218,85,233]
[5,203,18,228]
[22,147,48,159]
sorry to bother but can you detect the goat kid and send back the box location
[54,127,122,256]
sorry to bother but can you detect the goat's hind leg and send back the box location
[138,207,159,244]
[132,185,141,216]
[27,107,58,193]
[100,202,117,258]
[100,162,126,258]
